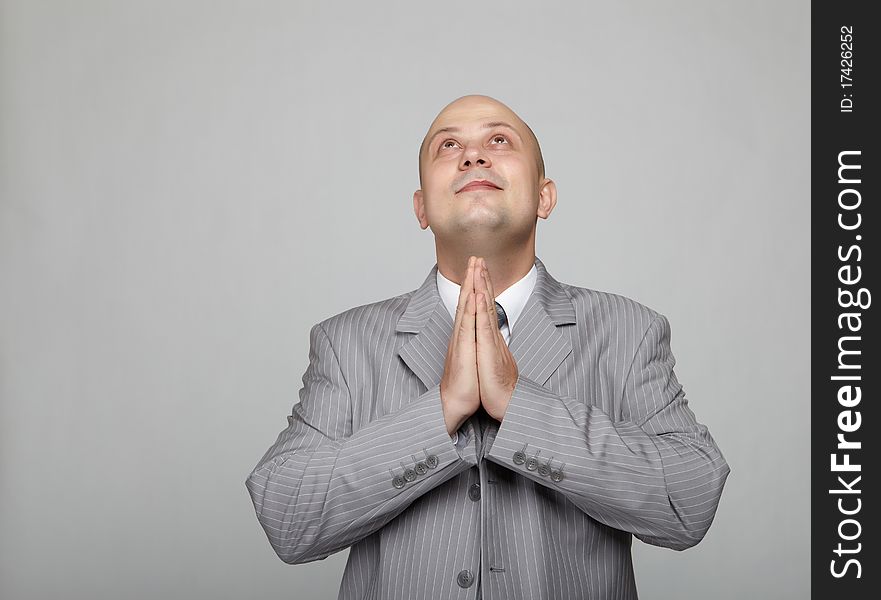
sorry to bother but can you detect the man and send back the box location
[246,95,730,600]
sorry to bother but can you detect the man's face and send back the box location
[414,97,548,243]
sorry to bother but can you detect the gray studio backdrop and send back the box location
[0,1,809,599]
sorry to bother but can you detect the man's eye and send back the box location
[441,140,458,149]
[491,135,509,144]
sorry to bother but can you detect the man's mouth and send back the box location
[457,180,502,193]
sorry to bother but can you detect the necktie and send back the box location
[494,300,508,330]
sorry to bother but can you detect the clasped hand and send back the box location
[440,256,519,435]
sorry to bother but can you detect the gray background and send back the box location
[0,1,809,599]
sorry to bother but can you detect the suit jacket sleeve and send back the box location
[485,313,730,550]
[246,322,478,564]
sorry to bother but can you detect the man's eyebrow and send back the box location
[426,121,522,149]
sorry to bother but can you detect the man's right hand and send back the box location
[440,256,481,436]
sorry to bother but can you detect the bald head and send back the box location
[418,95,545,187]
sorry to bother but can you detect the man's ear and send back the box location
[536,179,557,220]
[413,189,429,229]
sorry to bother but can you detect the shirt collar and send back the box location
[436,262,538,333]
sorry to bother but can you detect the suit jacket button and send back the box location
[456,569,474,588]
[525,456,539,471]
[538,463,551,477]
[425,454,439,469]
[550,469,564,482]
[468,482,481,501]
[512,450,526,465]
[392,475,405,489]
[415,461,428,475]
[403,468,417,482]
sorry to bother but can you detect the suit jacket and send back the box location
[245,256,730,600]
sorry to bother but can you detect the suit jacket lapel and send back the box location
[508,257,576,385]
[397,256,575,392]
[396,265,453,391]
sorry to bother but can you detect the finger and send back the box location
[452,257,475,339]
[475,264,495,328]
[455,256,475,319]
[464,255,476,295]
[474,259,486,300]
[475,291,499,383]
[465,260,478,343]
[483,290,506,356]
[463,290,477,344]
[480,258,497,303]
[475,291,495,342]
[474,291,486,337]
[479,262,503,340]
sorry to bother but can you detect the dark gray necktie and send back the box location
[494,300,508,330]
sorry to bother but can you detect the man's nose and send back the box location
[459,143,491,170]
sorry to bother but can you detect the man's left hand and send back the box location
[474,258,519,421]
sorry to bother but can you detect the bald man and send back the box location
[246,95,730,600]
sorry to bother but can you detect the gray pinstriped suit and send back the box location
[245,256,730,599]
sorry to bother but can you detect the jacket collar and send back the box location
[396,256,575,390]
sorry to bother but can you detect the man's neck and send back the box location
[436,250,536,297]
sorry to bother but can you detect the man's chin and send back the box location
[444,215,510,237]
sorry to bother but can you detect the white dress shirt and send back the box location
[436,262,538,445]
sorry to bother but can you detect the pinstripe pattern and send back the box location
[245,256,730,599]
